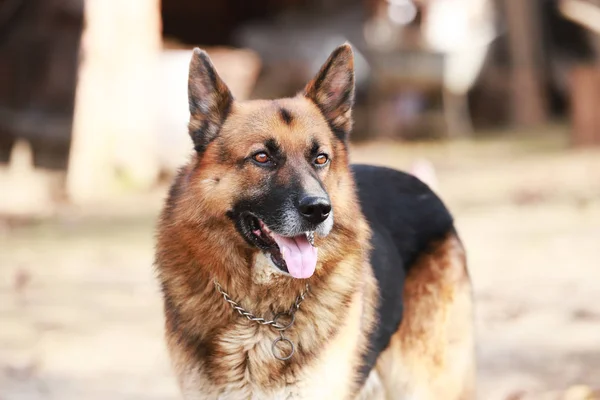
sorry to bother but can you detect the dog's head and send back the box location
[182,44,356,280]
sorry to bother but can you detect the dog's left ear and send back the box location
[304,44,355,142]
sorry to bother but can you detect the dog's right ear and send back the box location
[304,44,355,143]
[188,48,233,153]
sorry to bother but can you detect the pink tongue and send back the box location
[272,234,318,279]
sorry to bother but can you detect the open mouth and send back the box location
[242,213,317,279]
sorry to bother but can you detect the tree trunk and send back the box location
[570,65,600,147]
[503,0,548,127]
[67,0,161,204]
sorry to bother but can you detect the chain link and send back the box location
[213,280,309,330]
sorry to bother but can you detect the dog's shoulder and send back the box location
[351,164,456,383]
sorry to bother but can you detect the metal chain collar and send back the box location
[213,280,310,361]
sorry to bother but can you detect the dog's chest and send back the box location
[177,290,364,400]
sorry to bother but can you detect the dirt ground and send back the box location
[1,131,599,400]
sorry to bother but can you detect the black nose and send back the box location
[298,196,331,224]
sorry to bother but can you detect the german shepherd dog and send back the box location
[156,44,475,399]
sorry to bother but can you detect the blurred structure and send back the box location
[0,0,82,169]
[422,0,497,136]
[0,0,600,209]
[559,0,600,147]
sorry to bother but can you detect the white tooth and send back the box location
[306,231,315,246]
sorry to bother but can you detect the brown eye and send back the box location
[315,154,329,166]
[253,152,270,164]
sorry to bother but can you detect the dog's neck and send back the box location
[158,210,368,329]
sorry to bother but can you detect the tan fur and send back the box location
[156,44,475,400]
[167,264,376,400]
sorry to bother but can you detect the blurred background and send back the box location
[1,0,599,399]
